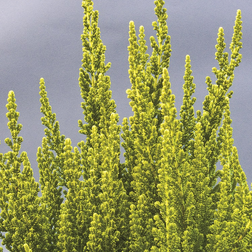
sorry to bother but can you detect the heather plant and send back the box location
[1,0,251,251]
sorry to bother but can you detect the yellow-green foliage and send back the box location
[1,0,251,251]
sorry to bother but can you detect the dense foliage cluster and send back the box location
[0,0,251,251]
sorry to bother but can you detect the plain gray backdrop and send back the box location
[0,1,251,234]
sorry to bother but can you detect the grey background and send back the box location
[0,1,251,245]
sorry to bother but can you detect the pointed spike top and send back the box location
[8,90,15,96]
[65,138,72,146]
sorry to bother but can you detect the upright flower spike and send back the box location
[77,1,129,250]
[78,0,115,145]
[152,68,182,251]
[5,91,23,155]
[126,0,171,128]
[39,78,65,157]
[122,1,171,250]
[151,0,171,115]
[37,78,66,251]
[229,10,242,70]
[152,0,171,71]
[179,55,196,153]
[201,9,242,143]
[0,91,44,251]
